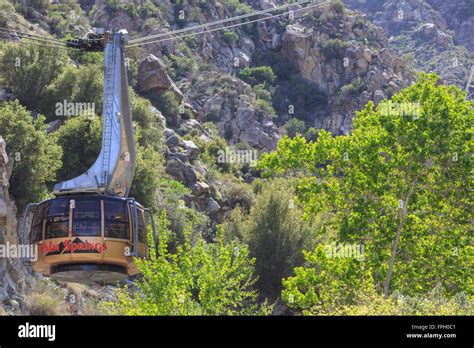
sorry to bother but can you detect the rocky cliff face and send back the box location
[112,0,416,215]
[343,0,473,90]
[126,1,414,137]
[426,0,474,52]
[0,137,35,314]
[275,4,412,133]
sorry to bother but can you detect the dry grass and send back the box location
[23,281,68,315]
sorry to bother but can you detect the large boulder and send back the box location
[165,158,197,187]
[182,140,199,161]
[136,54,184,101]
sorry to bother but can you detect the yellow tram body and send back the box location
[30,195,149,283]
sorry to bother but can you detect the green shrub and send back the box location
[330,0,344,15]
[194,135,230,172]
[0,101,62,207]
[104,212,271,315]
[252,84,273,102]
[156,178,209,246]
[239,66,276,86]
[283,248,473,315]
[304,127,320,142]
[223,30,239,45]
[283,118,306,138]
[143,90,181,127]
[254,98,276,118]
[130,145,163,209]
[0,43,67,113]
[253,52,294,80]
[164,54,196,80]
[130,90,164,151]
[224,179,321,299]
[338,77,365,97]
[282,244,373,314]
[23,281,67,315]
[283,76,327,121]
[321,38,348,60]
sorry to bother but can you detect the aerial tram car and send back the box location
[21,29,156,283]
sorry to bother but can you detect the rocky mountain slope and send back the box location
[343,0,474,90]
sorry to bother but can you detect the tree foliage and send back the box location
[43,64,103,120]
[282,245,375,314]
[239,66,276,86]
[0,44,67,113]
[53,114,101,183]
[224,179,321,299]
[105,211,271,315]
[283,246,472,315]
[259,74,473,301]
[283,118,306,138]
[130,89,164,151]
[0,101,62,206]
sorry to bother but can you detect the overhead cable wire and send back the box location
[0,34,80,51]
[128,0,321,44]
[126,1,329,48]
[0,31,79,50]
[0,36,79,51]
[0,26,77,46]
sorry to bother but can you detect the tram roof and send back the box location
[37,194,145,208]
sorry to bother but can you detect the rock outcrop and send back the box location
[276,4,412,134]
[185,71,280,151]
[343,0,473,90]
[137,54,184,101]
[0,137,36,314]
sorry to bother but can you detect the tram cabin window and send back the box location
[45,199,69,239]
[138,210,147,243]
[104,200,130,239]
[72,200,101,237]
[32,203,47,242]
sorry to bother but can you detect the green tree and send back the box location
[259,74,473,298]
[0,101,62,206]
[222,30,239,45]
[130,90,164,151]
[105,211,271,315]
[54,114,163,210]
[282,245,374,314]
[239,66,276,86]
[130,145,162,209]
[53,114,102,183]
[282,246,472,315]
[0,44,67,112]
[283,118,306,138]
[156,178,209,247]
[224,179,321,299]
[43,64,103,120]
[143,90,185,127]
